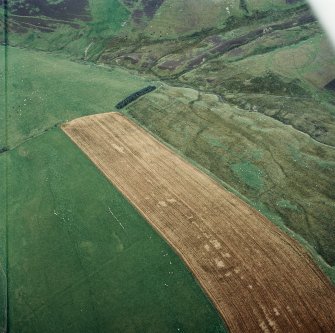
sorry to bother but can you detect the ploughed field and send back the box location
[62,112,335,333]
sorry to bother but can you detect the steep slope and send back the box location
[1,0,307,56]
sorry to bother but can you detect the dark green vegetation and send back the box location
[125,85,335,279]
[115,85,156,109]
[0,46,228,332]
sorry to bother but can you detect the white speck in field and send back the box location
[215,258,225,268]
[167,198,176,203]
[273,308,280,316]
[112,144,125,154]
[268,319,276,329]
[225,272,232,277]
[204,244,210,252]
[248,284,253,289]
[222,252,231,258]
[158,201,167,207]
[259,321,270,333]
[210,239,222,249]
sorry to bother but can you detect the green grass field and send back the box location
[0,152,6,333]
[0,46,227,332]
[0,41,7,333]
[2,129,227,333]
[1,45,149,149]
[0,176,6,333]
[89,0,130,37]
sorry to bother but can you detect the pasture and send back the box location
[1,129,227,333]
[0,45,150,149]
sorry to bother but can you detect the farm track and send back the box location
[62,112,335,333]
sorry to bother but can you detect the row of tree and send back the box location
[115,85,157,109]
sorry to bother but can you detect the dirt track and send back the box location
[62,112,335,332]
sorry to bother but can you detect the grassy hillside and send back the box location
[100,3,335,147]
[89,0,129,34]
[0,46,227,332]
[1,45,149,149]
[1,0,307,58]
[143,0,301,38]
[125,85,335,275]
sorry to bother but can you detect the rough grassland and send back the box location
[62,112,335,333]
[1,129,227,333]
[179,34,335,146]
[126,86,335,273]
[96,6,335,148]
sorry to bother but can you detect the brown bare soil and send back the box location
[62,112,335,333]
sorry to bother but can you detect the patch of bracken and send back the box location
[7,0,90,22]
[132,9,144,24]
[143,0,164,19]
[324,79,335,92]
